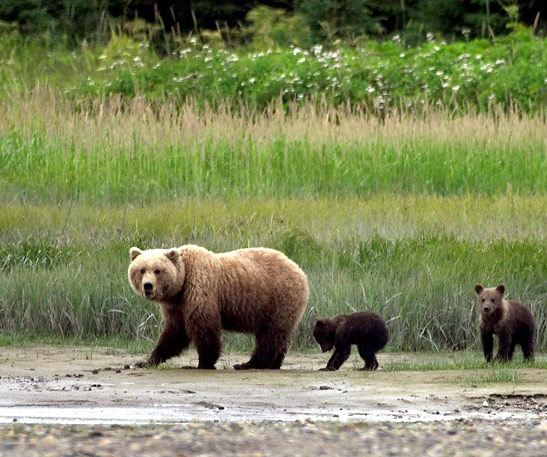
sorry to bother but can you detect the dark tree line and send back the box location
[1,1,545,44]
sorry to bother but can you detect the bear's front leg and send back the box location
[495,331,512,362]
[186,308,222,369]
[323,345,351,371]
[149,329,190,366]
[142,324,190,367]
[481,329,493,362]
[138,306,190,367]
[193,330,221,369]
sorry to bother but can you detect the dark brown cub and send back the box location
[313,311,389,371]
[475,284,536,362]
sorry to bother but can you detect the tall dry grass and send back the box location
[1,89,547,202]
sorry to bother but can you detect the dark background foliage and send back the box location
[0,1,545,45]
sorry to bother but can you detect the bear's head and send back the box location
[475,284,505,317]
[313,318,337,353]
[128,247,185,301]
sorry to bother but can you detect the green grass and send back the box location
[383,352,547,371]
[1,36,547,353]
[1,197,546,351]
[2,94,547,202]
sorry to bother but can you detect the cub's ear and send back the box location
[496,284,505,295]
[130,247,142,262]
[314,318,324,328]
[475,284,484,295]
[165,248,180,263]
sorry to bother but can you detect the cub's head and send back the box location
[313,318,337,353]
[475,284,505,317]
[128,247,184,301]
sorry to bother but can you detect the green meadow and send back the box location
[1,36,546,353]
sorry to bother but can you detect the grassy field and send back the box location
[1,195,546,351]
[1,36,546,353]
[2,92,547,202]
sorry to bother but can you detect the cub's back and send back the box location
[505,300,535,331]
[340,311,389,346]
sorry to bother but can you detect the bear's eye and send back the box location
[154,269,161,275]
[140,268,145,274]
[481,298,485,303]
[490,298,495,303]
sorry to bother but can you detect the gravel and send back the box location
[1,419,546,457]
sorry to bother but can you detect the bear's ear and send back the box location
[314,318,324,328]
[496,284,505,295]
[165,248,180,263]
[475,284,484,295]
[130,247,142,262]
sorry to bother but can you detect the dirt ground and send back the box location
[0,346,545,455]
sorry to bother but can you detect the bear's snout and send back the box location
[143,282,154,296]
[482,305,492,314]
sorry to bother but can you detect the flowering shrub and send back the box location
[50,32,547,112]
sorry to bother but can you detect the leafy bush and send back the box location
[69,31,547,113]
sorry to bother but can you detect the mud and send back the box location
[0,346,545,425]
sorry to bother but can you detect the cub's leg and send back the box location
[358,344,379,371]
[481,330,494,362]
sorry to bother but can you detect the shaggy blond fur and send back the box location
[128,245,309,369]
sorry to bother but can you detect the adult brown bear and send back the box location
[128,245,309,369]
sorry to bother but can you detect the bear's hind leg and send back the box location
[358,344,379,371]
[521,330,535,362]
[508,340,516,360]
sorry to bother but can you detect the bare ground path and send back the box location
[0,346,545,455]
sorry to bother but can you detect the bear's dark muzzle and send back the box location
[143,282,154,297]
